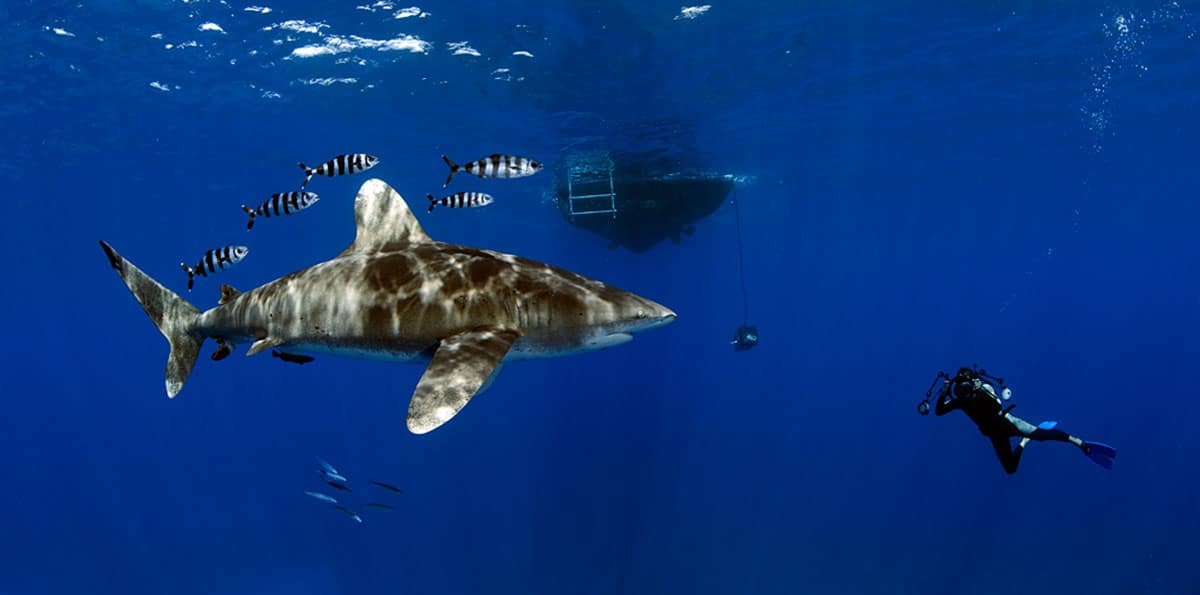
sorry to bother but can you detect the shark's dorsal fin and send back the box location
[340,179,432,257]
[406,327,521,434]
[218,284,240,305]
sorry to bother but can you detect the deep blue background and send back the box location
[2,1,1199,594]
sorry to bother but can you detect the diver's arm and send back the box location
[933,383,956,415]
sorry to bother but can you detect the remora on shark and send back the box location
[99,179,676,434]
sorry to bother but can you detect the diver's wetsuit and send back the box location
[934,370,1080,474]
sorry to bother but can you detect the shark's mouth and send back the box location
[586,332,634,350]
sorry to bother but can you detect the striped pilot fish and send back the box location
[426,191,495,213]
[299,154,380,188]
[441,154,542,187]
[180,246,249,291]
[241,191,319,230]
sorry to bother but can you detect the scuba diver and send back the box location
[731,324,759,351]
[918,366,1117,474]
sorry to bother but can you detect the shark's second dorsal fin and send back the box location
[218,284,240,305]
[339,179,432,257]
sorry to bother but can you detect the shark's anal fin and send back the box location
[211,339,234,361]
[406,327,521,434]
[339,179,433,257]
[218,284,240,305]
[246,337,283,357]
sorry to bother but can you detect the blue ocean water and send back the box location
[3,1,1199,593]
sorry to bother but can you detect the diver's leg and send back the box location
[1031,427,1082,446]
[989,435,1021,475]
[1004,413,1116,468]
[1006,414,1084,447]
[1007,414,1117,469]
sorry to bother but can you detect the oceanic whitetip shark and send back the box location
[99,179,676,434]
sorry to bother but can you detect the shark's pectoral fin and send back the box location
[406,328,521,434]
[246,337,283,357]
[478,363,504,395]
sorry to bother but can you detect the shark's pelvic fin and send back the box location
[99,241,203,398]
[340,179,432,257]
[246,337,283,357]
[407,327,521,434]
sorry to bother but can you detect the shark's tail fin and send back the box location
[99,241,204,398]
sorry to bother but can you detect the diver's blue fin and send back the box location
[1037,421,1058,430]
[1083,441,1117,470]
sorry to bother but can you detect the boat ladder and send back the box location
[566,158,617,220]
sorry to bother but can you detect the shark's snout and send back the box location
[654,308,677,328]
[631,302,677,332]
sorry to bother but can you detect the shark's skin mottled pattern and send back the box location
[102,179,674,432]
[126,178,677,433]
[195,242,669,362]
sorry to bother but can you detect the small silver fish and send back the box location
[304,491,338,504]
[242,191,319,230]
[426,191,494,213]
[441,154,542,186]
[317,458,340,476]
[319,469,348,483]
[180,246,248,291]
[335,505,363,523]
[299,154,379,188]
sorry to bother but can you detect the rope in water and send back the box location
[732,187,749,325]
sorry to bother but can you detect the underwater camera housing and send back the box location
[918,365,1011,415]
[732,324,759,351]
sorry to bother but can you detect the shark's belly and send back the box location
[281,341,429,362]
[505,330,633,360]
[278,330,632,363]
